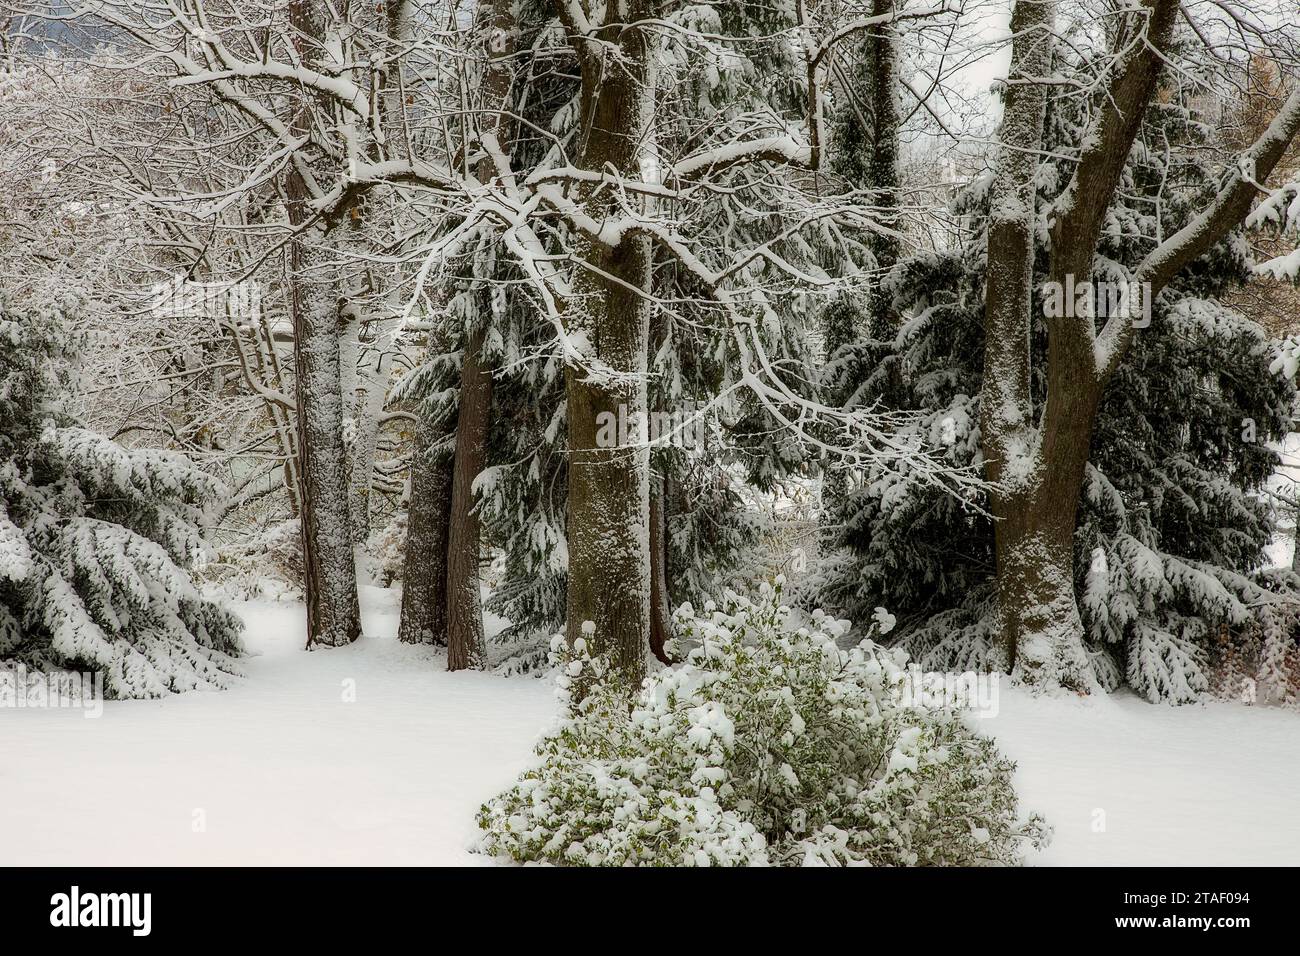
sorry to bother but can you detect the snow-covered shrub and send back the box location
[1,292,243,697]
[477,583,1047,866]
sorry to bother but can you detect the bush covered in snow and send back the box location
[1,293,244,698]
[477,584,1047,866]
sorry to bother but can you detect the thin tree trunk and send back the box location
[864,0,901,337]
[445,325,493,669]
[228,298,300,515]
[824,0,900,513]
[255,308,301,516]
[648,474,673,665]
[1291,499,1300,574]
[349,332,390,543]
[379,0,455,646]
[398,405,454,645]
[646,302,673,666]
[286,0,360,649]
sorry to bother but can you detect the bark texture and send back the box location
[648,475,673,666]
[445,325,493,669]
[981,0,1057,677]
[286,0,361,649]
[398,407,455,645]
[562,8,656,690]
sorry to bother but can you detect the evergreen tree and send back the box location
[1,291,243,698]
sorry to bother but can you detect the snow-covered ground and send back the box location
[4,587,1298,866]
[3,588,553,866]
[988,688,1300,865]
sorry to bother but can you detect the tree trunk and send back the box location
[445,325,493,670]
[398,405,454,645]
[565,249,652,689]
[981,0,1054,675]
[977,0,1300,692]
[562,14,656,690]
[379,0,455,646]
[864,0,901,337]
[987,0,1180,688]
[990,411,1096,692]
[648,475,673,665]
[348,329,390,543]
[1291,497,1300,574]
[441,1,516,670]
[824,0,901,513]
[286,0,360,649]
[287,236,363,649]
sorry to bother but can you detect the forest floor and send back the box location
[5,585,1298,866]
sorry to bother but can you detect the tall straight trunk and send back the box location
[286,0,360,649]
[345,0,413,546]
[647,308,673,666]
[286,236,362,648]
[442,0,516,669]
[378,0,456,646]
[398,405,454,645]
[564,13,656,689]
[445,325,493,669]
[824,0,900,513]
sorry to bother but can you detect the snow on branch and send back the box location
[1096,86,1300,376]
[670,136,814,181]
